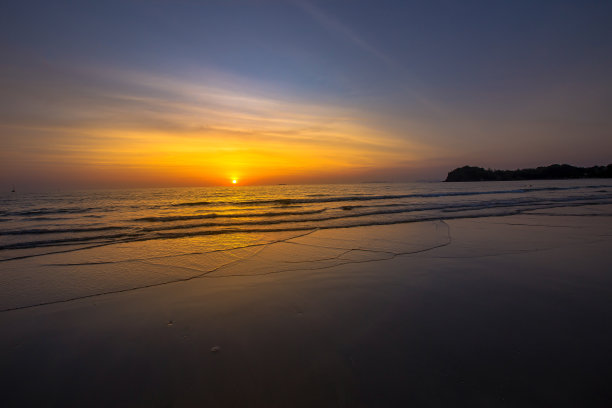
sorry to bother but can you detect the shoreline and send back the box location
[1,205,612,406]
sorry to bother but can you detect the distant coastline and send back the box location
[445,164,612,182]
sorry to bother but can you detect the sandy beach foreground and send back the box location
[1,205,612,407]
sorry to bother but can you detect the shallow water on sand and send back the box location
[2,180,611,255]
[1,180,611,311]
[1,207,612,407]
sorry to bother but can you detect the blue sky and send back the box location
[1,0,611,188]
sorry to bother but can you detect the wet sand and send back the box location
[1,205,612,407]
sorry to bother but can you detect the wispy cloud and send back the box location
[292,0,443,113]
[1,59,426,185]
[292,0,397,69]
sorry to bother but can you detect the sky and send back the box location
[1,0,611,190]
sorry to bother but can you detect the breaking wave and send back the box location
[1,181,611,256]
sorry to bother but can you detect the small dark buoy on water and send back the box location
[11,185,15,193]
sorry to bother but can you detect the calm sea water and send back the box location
[1,180,612,311]
[2,180,611,261]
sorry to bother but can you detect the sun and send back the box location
[232,179,237,184]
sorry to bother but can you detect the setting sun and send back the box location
[232,179,237,184]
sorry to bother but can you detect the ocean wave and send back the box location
[168,184,608,208]
[24,216,76,221]
[0,226,124,236]
[2,188,610,252]
[135,208,327,222]
[171,200,211,207]
[0,232,140,250]
[7,207,97,216]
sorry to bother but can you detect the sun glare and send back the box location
[232,179,237,184]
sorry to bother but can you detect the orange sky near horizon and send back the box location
[2,60,609,191]
[1,66,438,189]
[3,1,612,192]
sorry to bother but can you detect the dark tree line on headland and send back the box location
[445,164,612,182]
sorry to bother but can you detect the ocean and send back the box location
[1,179,612,311]
[2,179,612,259]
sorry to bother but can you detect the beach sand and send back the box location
[1,205,612,407]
